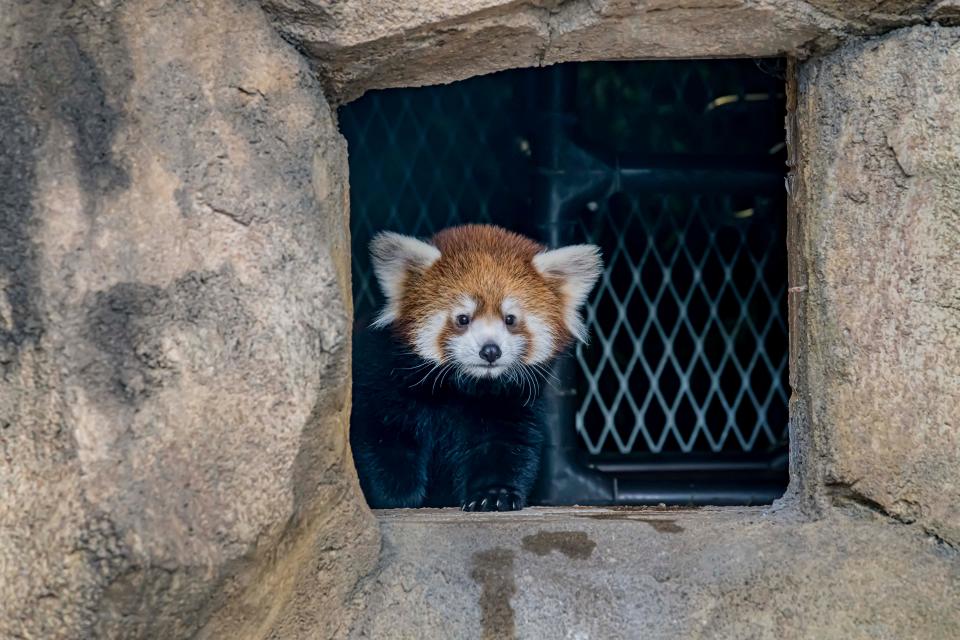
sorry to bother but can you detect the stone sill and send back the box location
[372,504,748,526]
[351,505,959,639]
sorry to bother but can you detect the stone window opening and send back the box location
[341,59,790,507]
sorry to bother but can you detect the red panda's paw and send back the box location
[462,488,525,512]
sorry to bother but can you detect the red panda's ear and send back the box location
[532,244,603,342]
[369,231,441,327]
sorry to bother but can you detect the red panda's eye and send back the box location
[456,314,470,327]
[504,314,516,326]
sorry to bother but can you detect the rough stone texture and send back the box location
[4,0,960,636]
[259,0,946,103]
[792,25,960,545]
[352,507,960,639]
[931,0,960,23]
[0,1,377,638]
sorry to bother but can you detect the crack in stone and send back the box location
[827,482,958,552]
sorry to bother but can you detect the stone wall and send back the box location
[2,0,959,638]
[257,0,960,550]
[0,1,377,638]
[792,24,960,546]
[260,0,948,103]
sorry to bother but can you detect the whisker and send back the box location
[523,367,540,399]
[409,361,442,388]
[526,368,535,406]
[433,361,456,394]
[530,362,561,386]
[526,363,556,392]
[393,360,434,372]
[430,363,447,394]
[517,365,534,407]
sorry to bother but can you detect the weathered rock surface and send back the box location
[4,0,960,635]
[0,1,377,638]
[259,0,945,102]
[793,25,960,545]
[352,507,960,639]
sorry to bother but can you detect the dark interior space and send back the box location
[341,59,788,505]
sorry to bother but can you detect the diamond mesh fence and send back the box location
[574,191,788,457]
[340,60,788,500]
[340,69,537,322]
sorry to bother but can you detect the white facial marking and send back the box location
[412,311,447,363]
[501,296,521,319]
[442,297,532,380]
[449,316,514,379]
[524,312,557,364]
[453,295,478,320]
[369,231,441,328]
[502,295,555,365]
[532,244,602,342]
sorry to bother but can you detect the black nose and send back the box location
[479,343,502,363]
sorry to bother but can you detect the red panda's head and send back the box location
[370,224,602,380]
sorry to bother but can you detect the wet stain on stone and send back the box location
[85,281,173,405]
[470,547,517,640]
[604,504,700,512]
[581,513,684,533]
[56,37,130,199]
[174,186,192,217]
[644,519,683,533]
[579,512,634,521]
[521,530,596,560]
[0,85,43,358]
[82,269,248,407]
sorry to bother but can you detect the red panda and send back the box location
[351,224,602,511]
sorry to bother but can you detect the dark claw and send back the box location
[462,488,524,512]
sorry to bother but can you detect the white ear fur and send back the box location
[533,244,603,342]
[369,232,441,327]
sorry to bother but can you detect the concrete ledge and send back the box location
[350,507,959,639]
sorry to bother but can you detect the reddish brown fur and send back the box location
[395,225,571,357]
